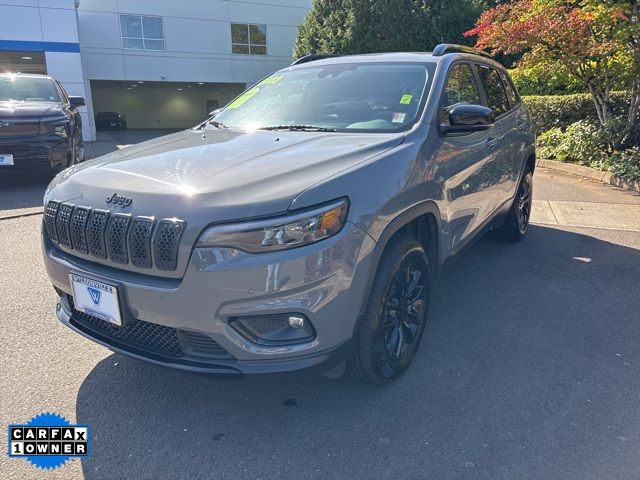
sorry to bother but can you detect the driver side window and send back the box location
[442,63,481,109]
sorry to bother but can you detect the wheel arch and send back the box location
[523,146,536,175]
[358,201,443,317]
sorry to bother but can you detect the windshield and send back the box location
[213,63,430,132]
[0,76,61,102]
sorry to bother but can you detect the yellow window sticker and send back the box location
[260,75,284,86]
[226,87,260,109]
[400,94,413,105]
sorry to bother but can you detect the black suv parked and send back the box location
[0,73,85,174]
[95,111,127,131]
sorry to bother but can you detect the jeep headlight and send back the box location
[196,198,349,253]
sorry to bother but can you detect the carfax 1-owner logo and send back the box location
[7,413,91,470]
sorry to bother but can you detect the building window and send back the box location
[231,23,267,55]
[120,15,165,50]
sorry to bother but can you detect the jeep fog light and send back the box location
[232,314,315,346]
[288,315,305,328]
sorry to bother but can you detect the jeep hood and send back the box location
[47,128,404,222]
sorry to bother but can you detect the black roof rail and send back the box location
[291,53,343,66]
[432,43,492,60]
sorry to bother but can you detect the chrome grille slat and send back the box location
[106,214,131,264]
[56,204,74,248]
[44,201,60,243]
[44,201,184,271]
[69,207,90,253]
[128,217,154,268]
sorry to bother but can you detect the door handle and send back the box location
[486,137,497,148]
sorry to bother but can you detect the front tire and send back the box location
[492,168,533,242]
[348,234,431,384]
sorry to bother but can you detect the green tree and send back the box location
[465,0,640,147]
[293,0,487,58]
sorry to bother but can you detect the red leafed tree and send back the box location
[465,0,640,147]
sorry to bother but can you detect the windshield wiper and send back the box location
[259,125,337,132]
[207,119,229,129]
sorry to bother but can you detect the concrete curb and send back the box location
[537,159,640,194]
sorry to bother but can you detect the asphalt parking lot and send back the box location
[1,166,639,480]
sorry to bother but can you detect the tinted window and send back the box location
[231,23,267,55]
[442,63,481,108]
[500,72,518,107]
[120,15,165,50]
[215,63,429,132]
[477,65,509,116]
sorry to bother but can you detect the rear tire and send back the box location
[348,234,431,384]
[492,168,533,242]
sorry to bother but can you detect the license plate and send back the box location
[109,123,116,127]
[70,274,122,326]
[0,154,14,166]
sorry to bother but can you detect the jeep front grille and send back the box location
[45,200,185,271]
[87,210,108,259]
[56,203,74,248]
[153,219,185,271]
[69,207,90,254]
[106,214,131,264]
[128,217,154,268]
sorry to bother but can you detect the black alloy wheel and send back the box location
[348,235,431,383]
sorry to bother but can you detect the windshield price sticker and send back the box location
[400,94,413,104]
[227,87,260,109]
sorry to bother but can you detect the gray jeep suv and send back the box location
[42,44,535,383]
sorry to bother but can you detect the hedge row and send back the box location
[521,92,631,134]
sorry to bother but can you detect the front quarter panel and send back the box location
[289,125,448,318]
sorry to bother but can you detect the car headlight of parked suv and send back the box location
[196,198,349,253]
[41,116,69,138]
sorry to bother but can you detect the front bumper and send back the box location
[0,136,72,173]
[43,222,376,376]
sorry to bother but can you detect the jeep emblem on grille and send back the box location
[106,193,133,208]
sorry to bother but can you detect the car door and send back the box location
[475,64,519,209]
[499,70,530,194]
[433,62,496,252]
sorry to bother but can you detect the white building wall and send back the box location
[77,0,312,84]
[0,0,94,140]
[1,0,311,139]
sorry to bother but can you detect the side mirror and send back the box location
[441,104,494,133]
[69,96,86,109]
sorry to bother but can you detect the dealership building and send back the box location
[0,0,311,140]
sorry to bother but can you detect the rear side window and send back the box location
[500,72,518,107]
[442,63,481,108]
[477,65,510,117]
